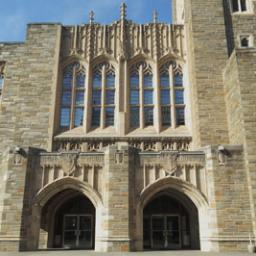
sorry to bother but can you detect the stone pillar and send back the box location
[99,142,131,252]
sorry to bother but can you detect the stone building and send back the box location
[0,0,255,253]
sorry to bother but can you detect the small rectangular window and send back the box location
[144,107,154,126]
[176,108,185,126]
[105,107,115,126]
[175,90,184,104]
[92,107,101,126]
[74,108,84,127]
[92,90,102,105]
[232,0,239,12]
[130,90,139,105]
[106,90,115,105]
[161,106,171,126]
[144,90,153,105]
[241,0,247,11]
[130,107,140,127]
[60,108,71,128]
[161,90,170,105]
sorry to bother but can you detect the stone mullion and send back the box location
[169,65,176,128]
[70,67,76,129]
[139,65,144,129]
[101,65,106,129]
[154,62,161,133]
[84,63,92,133]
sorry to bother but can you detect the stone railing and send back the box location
[53,137,192,152]
[138,151,207,197]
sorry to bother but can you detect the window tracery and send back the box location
[91,63,116,128]
[60,62,86,129]
[129,62,153,128]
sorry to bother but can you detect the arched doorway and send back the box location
[143,191,200,250]
[40,189,96,250]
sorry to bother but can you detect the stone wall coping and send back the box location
[139,150,204,156]
[40,151,104,156]
[27,22,62,26]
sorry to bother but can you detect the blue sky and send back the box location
[0,0,172,42]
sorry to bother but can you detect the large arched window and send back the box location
[91,63,116,128]
[160,62,185,127]
[60,62,86,129]
[129,62,153,128]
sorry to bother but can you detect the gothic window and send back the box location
[129,62,153,128]
[60,62,86,129]
[0,62,5,98]
[91,63,115,128]
[231,0,248,12]
[160,62,185,127]
[239,35,253,48]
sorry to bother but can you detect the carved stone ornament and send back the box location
[160,152,179,175]
[61,153,79,176]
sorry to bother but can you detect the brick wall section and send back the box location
[186,0,229,147]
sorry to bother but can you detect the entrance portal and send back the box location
[143,193,199,250]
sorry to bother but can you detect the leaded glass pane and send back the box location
[76,91,84,106]
[74,108,84,127]
[106,74,115,88]
[130,90,139,105]
[161,106,171,126]
[93,74,102,88]
[160,74,169,88]
[176,108,185,125]
[144,90,153,105]
[63,71,73,89]
[92,107,101,126]
[161,90,170,105]
[144,107,154,126]
[130,74,139,88]
[0,75,3,89]
[175,90,184,104]
[92,90,101,105]
[105,107,115,126]
[62,91,71,106]
[60,108,70,127]
[130,107,139,127]
[174,74,183,87]
[144,74,153,88]
[76,73,85,88]
[106,90,115,105]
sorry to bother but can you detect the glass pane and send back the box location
[161,89,170,105]
[152,217,165,230]
[144,90,153,105]
[175,90,184,104]
[74,108,84,127]
[176,108,185,125]
[130,107,139,127]
[166,216,179,231]
[76,72,85,88]
[79,231,92,248]
[232,0,239,11]
[80,216,92,230]
[60,108,70,127]
[130,74,139,88]
[76,91,84,106]
[92,107,101,126]
[162,106,171,126]
[92,90,101,105]
[62,91,71,106]
[241,0,247,11]
[106,74,115,88]
[167,231,180,245]
[64,231,77,248]
[105,107,115,126]
[160,74,169,88]
[144,74,153,88]
[64,216,78,230]
[0,75,3,89]
[174,74,183,87]
[144,107,154,126]
[152,231,165,248]
[106,90,115,105]
[130,90,139,105]
[63,71,73,89]
[93,74,102,88]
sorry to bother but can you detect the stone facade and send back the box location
[0,0,255,253]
